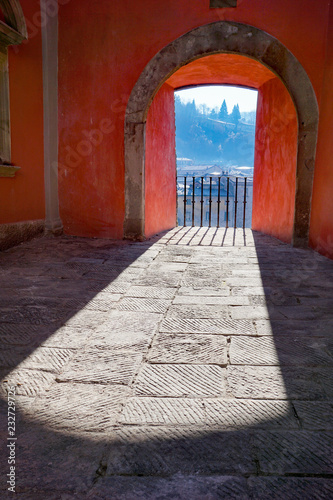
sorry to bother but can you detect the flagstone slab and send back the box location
[134,364,226,397]
[253,431,333,475]
[293,401,333,430]
[57,349,143,385]
[148,333,228,365]
[32,382,130,433]
[160,317,255,335]
[230,335,333,366]
[227,366,331,400]
[105,426,255,476]
[85,475,250,500]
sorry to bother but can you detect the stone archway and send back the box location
[124,21,318,247]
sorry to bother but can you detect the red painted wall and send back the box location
[309,1,333,259]
[145,84,176,238]
[0,0,45,224]
[58,2,126,238]
[252,77,298,243]
[57,0,330,239]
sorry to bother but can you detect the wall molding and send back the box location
[0,164,20,176]
[0,1,27,163]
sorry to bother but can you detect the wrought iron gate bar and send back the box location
[208,177,212,228]
[243,177,247,230]
[226,177,230,229]
[234,177,238,228]
[192,176,195,227]
[183,176,187,227]
[217,176,221,228]
[200,176,204,227]
[178,175,250,229]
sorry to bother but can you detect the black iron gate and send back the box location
[177,176,252,228]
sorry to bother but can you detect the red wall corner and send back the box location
[145,83,177,238]
[252,77,298,244]
[309,1,333,259]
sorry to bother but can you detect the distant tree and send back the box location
[230,104,241,126]
[210,107,218,119]
[240,110,256,125]
[174,94,182,107]
[186,99,197,119]
[199,103,210,115]
[174,91,255,166]
[218,99,228,121]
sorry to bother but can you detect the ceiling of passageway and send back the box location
[166,53,276,90]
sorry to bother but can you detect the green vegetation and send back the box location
[175,95,256,165]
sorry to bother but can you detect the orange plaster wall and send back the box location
[0,0,45,224]
[58,2,126,239]
[57,0,329,239]
[145,84,176,238]
[309,1,333,258]
[166,54,275,90]
[252,77,298,243]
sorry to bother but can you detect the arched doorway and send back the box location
[124,21,318,247]
[165,55,298,244]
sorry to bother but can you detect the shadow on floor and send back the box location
[0,230,332,499]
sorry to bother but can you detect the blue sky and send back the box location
[176,85,258,113]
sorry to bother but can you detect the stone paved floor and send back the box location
[0,227,332,499]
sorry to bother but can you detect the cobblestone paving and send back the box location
[0,227,333,499]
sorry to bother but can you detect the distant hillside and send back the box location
[175,96,256,167]
[240,110,257,125]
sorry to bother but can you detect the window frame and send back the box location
[0,0,27,174]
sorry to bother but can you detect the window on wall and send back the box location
[0,1,27,169]
[0,49,10,163]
